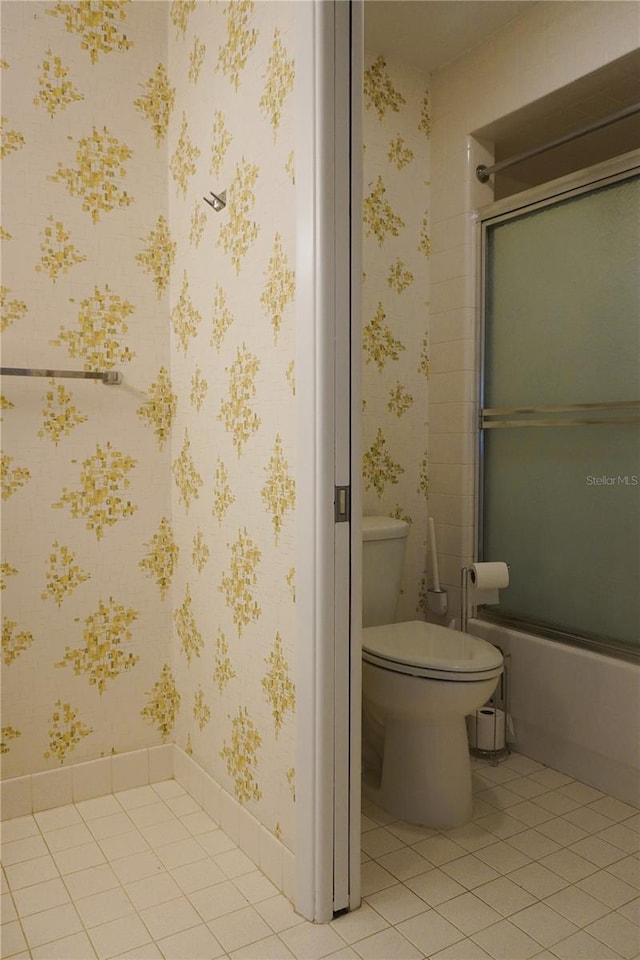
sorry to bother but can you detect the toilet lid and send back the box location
[362,621,503,682]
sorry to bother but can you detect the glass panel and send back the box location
[482,172,640,652]
[483,425,640,650]
[485,176,640,408]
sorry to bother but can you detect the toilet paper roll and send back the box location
[467,707,506,752]
[469,562,509,590]
[469,561,509,606]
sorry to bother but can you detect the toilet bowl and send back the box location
[363,620,503,827]
[362,516,503,828]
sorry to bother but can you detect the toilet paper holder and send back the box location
[467,647,511,765]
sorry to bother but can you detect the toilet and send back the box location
[362,515,503,828]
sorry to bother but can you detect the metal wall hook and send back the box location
[203,189,226,212]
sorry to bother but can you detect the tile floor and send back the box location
[1,755,639,959]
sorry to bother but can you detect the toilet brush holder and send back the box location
[427,588,448,616]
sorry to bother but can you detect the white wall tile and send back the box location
[31,768,73,813]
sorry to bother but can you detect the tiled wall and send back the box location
[361,54,432,621]
[428,0,640,620]
[2,0,298,858]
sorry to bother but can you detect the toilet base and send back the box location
[380,715,472,827]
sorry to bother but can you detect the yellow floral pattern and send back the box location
[56,598,139,693]
[419,92,432,138]
[189,205,207,247]
[363,303,405,370]
[259,29,294,140]
[189,38,206,84]
[38,382,88,445]
[44,701,92,764]
[54,443,137,540]
[363,176,405,245]
[220,706,262,804]
[1,727,21,755]
[419,212,431,258]
[139,517,179,600]
[172,429,203,510]
[141,664,181,743]
[136,215,176,297]
[387,258,414,293]
[219,528,261,636]
[52,284,135,370]
[33,50,84,117]
[47,1,133,64]
[1,286,28,332]
[137,366,177,451]
[35,217,86,282]
[387,382,413,417]
[363,428,404,497]
[388,134,414,170]
[192,529,210,573]
[190,367,208,411]
[218,345,261,456]
[261,435,295,544]
[213,457,235,523]
[211,284,235,352]
[1,561,18,590]
[218,159,259,273]
[214,629,236,693]
[2,619,35,666]
[217,0,258,91]
[1,454,31,500]
[170,0,196,39]
[260,233,294,343]
[51,126,133,223]
[171,271,202,355]
[364,56,406,120]
[175,584,203,664]
[134,63,175,145]
[42,542,90,606]
[210,110,232,177]
[261,632,295,737]
[170,112,200,197]
[193,688,211,730]
[0,115,25,159]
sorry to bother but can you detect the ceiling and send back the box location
[364,0,534,75]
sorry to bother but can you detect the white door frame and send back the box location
[295,0,362,923]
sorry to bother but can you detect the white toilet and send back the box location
[362,515,503,828]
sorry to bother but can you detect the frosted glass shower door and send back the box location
[481,171,640,654]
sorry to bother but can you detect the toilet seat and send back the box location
[363,620,503,682]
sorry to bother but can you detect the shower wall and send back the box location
[361,53,431,621]
[166,1,297,852]
[1,2,171,778]
[1,0,298,854]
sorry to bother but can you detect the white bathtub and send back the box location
[468,619,640,807]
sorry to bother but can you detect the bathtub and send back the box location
[468,619,640,807]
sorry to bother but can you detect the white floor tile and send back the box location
[139,895,202,940]
[366,883,429,924]
[4,854,59,891]
[31,930,97,959]
[280,920,348,960]
[550,929,621,959]
[88,812,136,841]
[361,827,406,859]
[126,803,175,830]
[34,804,82,833]
[509,901,578,948]
[585,911,640,959]
[233,868,279,903]
[230,932,294,958]
[2,834,49,866]
[53,840,107,875]
[474,840,531,873]
[1,891,17,923]
[140,819,191,849]
[188,879,248,921]
[507,862,569,899]
[21,901,83,949]
[606,855,640,889]
[397,908,464,955]
[413,834,467,866]
[599,823,640,854]
[539,848,599,883]
[568,835,626,868]
[475,812,527,840]
[115,787,159,811]
[170,857,227,894]
[124,871,182,910]
[255,894,306,934]
[577,868,639,908]
[431,938,494,959]
[435,890,502,935]
[197,829,237,857]
[473,876,537,918]
[42,821,94,851]
[99,830,150,862]
[1,815,39,843]
[543,884,611,926]
[617,895,640,925]
[64,863,122,900]
[110,850,165,885]
[213,848,256,879]
[330,902,389,944]
[506,829,561,860]
[208,904,273,952]
[359,860,397,897]
[471,918,541,959]
[156,923,226,959]
[74,886,135,927]
[405,867,467,906]
[588,797,638,822]
[350,926,422,960]
[12,876,70,917]
[535,817,588,847]
[374,845,431,881]
[1,920,28,958]
[88,914,152,960]
[76,795,123,822]
[441,854,500,890]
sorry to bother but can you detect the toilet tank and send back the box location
[362,516,410,627]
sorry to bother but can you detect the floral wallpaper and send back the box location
[362,54,432,620]
[1,0,297,854]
